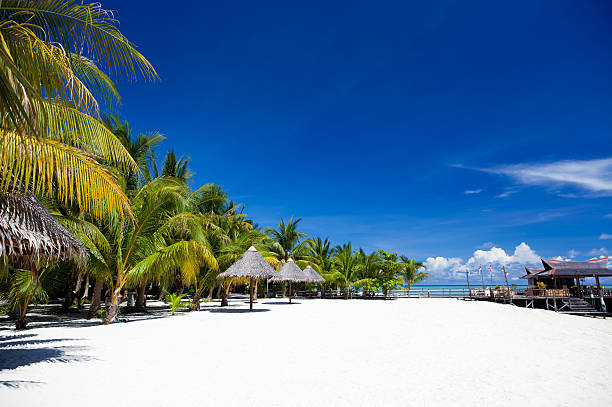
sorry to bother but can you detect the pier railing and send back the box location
[525,288,570,298]
[578,288,612,298]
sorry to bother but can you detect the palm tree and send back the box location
[60,178,217,323]
[0,1,157,222]
[353,249,382,297]
[266,216,307,296]
[304,237,337,298]
[102,114,165,194]
[333,243,359,299]
[266,216,307,262]
[399,256,430,294]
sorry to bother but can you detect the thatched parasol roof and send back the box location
[0,187,86,264]
[303,264,325,283]
[217,245,276,279]
[270,258,309,282]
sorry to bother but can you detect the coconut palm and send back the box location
[304,237,337,297]
[0,1,157,222]
[59,177,217,324]
[332,243,360,299]
[399,255,430,294]
[102,114,165,194]
[353,249,382,297]
[266,216,307,262]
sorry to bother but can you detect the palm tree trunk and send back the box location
[221,284,229,306]
[62,272,75,312]
[88,278,104,319]
[191,290,202,311]
[158,281,167,300]
[215,285,222,299]
[135,284,147,308]
[72,269,84,305]
[104,289,122,324]
[81,275,90,299]
[207,287,214,300]
[253,281,258,300]
[344,282,349,299]
[282,282,286,297]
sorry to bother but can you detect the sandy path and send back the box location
[1,298,611,407]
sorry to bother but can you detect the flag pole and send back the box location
[503,265,511,304]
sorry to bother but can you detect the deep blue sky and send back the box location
[103,0,612,282]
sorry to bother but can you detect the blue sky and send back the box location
[104,0,612,282]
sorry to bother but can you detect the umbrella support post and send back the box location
[249,277,254,311]
[289,281,292,304]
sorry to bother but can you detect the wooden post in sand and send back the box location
[249,276,254,311]
[466,270,471,298]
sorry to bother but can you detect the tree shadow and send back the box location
[0,333,37,342]
[0,338,82,348]
[209,308,270,313]
[0,380,44,389]
[0,344,94,370]
[261,301,300,305]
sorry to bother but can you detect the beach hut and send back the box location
[0,187,85,264]
[0,186,86,328]
[217,245,276,311]
[270,257,309,303]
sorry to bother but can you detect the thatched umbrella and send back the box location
[270,257,309,303]
[303,264,325,283]
[217,245,276,311]
[0,187,85,264]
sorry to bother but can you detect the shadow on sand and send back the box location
[262,301,300,305]
[0,334,95,374]
[209,307,270,313]
[0,380,45,389]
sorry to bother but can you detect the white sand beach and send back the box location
[1,298,611,407]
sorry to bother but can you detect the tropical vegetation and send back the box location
[0,1,431,329]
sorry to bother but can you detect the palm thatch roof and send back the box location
[217,245,276,279]
[303,264,325,283]
[0,187,86,264]
[270,258,309,282]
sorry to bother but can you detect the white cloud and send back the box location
[464,189,482,195]
[599,233,612,240]
[424,256,464,274]
[426,242,541,280]
[511,242,541,264]
[468,247,513,266]
[476,158,612,196]
[477,242,494,249]
[568,249,579,258]
[496,187,521,198]
[588,248,609,256]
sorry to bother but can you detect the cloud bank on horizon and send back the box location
[424,242,542,281]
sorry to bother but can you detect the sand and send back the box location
[1,297,611,407]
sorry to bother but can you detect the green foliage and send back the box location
[97,309,107,321]
[164,291,188,315]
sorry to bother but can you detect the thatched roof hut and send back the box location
[217,245,276,310]
[303,264,325,283]
[270,258,308,303]
[0,187,85,265]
